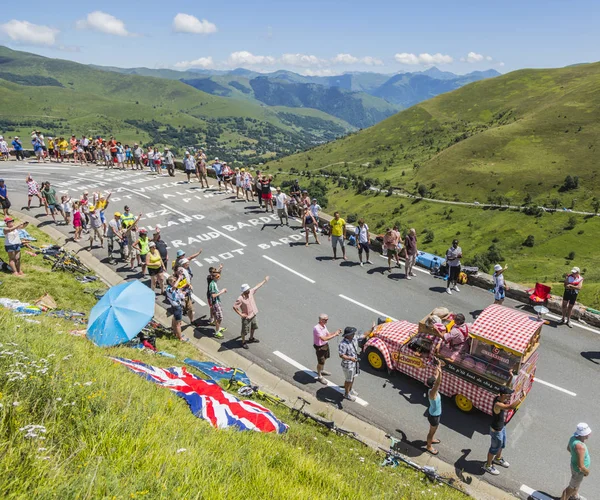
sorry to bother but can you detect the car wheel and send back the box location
[365,347,387,371]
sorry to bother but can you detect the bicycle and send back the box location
[43,250,91,274]
[380,435,465,494]
[225,368,285,406]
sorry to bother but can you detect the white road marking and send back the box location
[534,377,576,396]
[11,164,71,170]
[546,312,600,334]
[273,350,369,406]
[338,294,397,321]
[206,226,247,248]
[519,484,553,500]
[191,293,207,307]
[378,254,429,274]
[161,203,190,219]
[122,187,150,199]
[262,255,315,283]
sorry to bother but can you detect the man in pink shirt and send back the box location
[233,276,269,349]
[313,313,341,384]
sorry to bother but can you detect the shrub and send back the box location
[567,251,576,260]
[346,213,358,224]
[417,184,428,198]
[559,175,579,192]
[523,235,535,247]
[565,216,577,230]
[423,229,435,243]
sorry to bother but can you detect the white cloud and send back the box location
[466,52,484,63]
[172,13,217,35]
[174,56,214,70]
[76,11,131,37]
[395,52,453,65]
[280,53,324,67]
[361,56,384,66]
[498,62,505,67]
[228,51,276,66]
[332,53,383,66]
[486,55,492,61]
[0,20,59,46]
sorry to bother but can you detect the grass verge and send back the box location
[0,222,467,499]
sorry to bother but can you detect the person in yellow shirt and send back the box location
[328,211,347,260]
[93,192,112,236]
[47,137,56,162]
[57,137,69,163]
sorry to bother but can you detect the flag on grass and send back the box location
[184,359,251,386]
[111,358,288,434]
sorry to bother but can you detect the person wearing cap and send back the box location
[483,387,526,475]
[172,247,203,274]
[445,239,463,295]
[25,174,43,211]
[163,147,175,177]
[93,192,112,237]
[212,158,224,191]
[425,359,445,455]
[0,179,10,217]
[338,327,360,401]
[313,313,341,384]
[309,198,321,219]
[166,274,189,342]
[274,187,289,226]
[152,229,169,271]
[195,152,209,188]
[561,423,592,500]
[11,136,24,161]
[208,270,227,338]
[88,204,104,250]
[133,228,151,276]
[107,212,124,262]
[3,216,28,275]
[146,242,166,294]
[561,267,584,328]
[182,151,195,183]
[493,264,509,305]
[40,182,63,224]
[0,136,10,161]
[329,211,347,261]
[122,209,143,269]
[31,132,46,163]
[232,276,269,349]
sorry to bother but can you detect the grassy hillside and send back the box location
[264,63,600,307]
[0,46,352,161]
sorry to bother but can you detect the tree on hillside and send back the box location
[523,192,533,206]
[592,197,600,214]
[417,184,428,198]
[559,175,579,192]
[565,216,577,230]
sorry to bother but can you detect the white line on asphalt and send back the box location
[161,203,190,219]
[191,293,207,307]
[122,187,150,199]
[534,377,576,396]
[519,484,553,500]
[546,312,600,335]
[262,255,315,283]
[273,350,369,406]
[377,254,428,274]
[11,164,70,170]
[338,294,397,321]
[206,226,247,248]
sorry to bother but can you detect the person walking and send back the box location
[232,276,269,349]
[561,423,592,500]
[425,360,444,455]
[303,207,320,246]
[383,227,399,272]
[274,187,289,226]
[208,270,227,338]
[41,182,63,224]
[133,143,143,170]
[329,211,347,260]
[183,151,195,183]
[493,264,508,305]
[404,228,418,279]
[163,147,175,177]
[2,216,27,276]
[445,239,462,294]
[0,179,10,217]
[212,158,224,191]
[313,314,341,384]
[338,327,360,401]
[483,387,526,475]
[146,242,166,295]
[354,219,372,266]
[25,175,43,210]
[561,267,584,328]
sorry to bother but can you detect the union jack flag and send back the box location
[112,358,288,434]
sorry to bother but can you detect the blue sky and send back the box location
[1,0,598,75]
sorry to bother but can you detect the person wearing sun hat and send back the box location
[338,326,360,401]
[2,216,28,275]
[561,267,584,328]
[561,423,592,500]
[493,263,509,305]
[232,276,269,349]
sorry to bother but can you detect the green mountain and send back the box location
[265,63,600,306]
[0,46,352,162]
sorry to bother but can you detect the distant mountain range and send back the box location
[92,64,500,128]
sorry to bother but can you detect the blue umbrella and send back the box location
[87,281,155,347]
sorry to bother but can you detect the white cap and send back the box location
[148,241,156,247]
[240,284,251,293]
[571,267,580,274]
[179,258,189,265]
[185,151,189,154]
[214,157,219,160]
[494,264,502,272]
[575,423,592,437]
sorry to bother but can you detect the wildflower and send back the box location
[38,447,47,452]
[63,354,73,360]
[176,448,187,453]
[83,381,93,386]
[56,398,62,402]
[12,401,20,407]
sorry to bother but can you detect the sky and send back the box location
[1,0,598,76]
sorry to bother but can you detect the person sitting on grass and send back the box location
[2,216,28,276]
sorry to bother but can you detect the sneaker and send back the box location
[208,320,215,326]
[350,389,358,396]
[410,272,417,277]
[316,376,326,385]
[446,289,452,295]
[493,457,510,468]
[344,394,356,401]
[483,465,500,476]
[214,331,224,339]
[360,262,364,267]
[566,321,573,328]
[453,285,460,292]
[321,370,331,376]
[241,342,249,349]
[406,276,412,280]
[218,327,227,334]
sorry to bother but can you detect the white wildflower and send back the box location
[38,447,47,452]
[12,401,20,407]
[176,448,187,453]
[56,398,62,402]
[83,381,93,386]
[47,354,55,358]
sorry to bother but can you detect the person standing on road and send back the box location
[133,143,143,170]
[208,271,227,338]
[196,153,209,188]
[107,212,123,263]
[313,314,341,384]
[166,275,188,342]
[254,170,262,208]
[88,205,104,250]
[561,423,592,500]
[483,387,526,476]
[232,276,269,349]
[260,174,274,213]
[152,230,169,273]
[425,360,444,455]
[163,147,175,177]
[303,207,320,246]
[41,182,63,224]
[445,239,462,295]
[383,227,399,272]
[338,327,360,401]
[275,187,289,226]
[329,212,347,260]
[12,137,24,161]
[146,242,166,294]
[493,264,509,305]
[0,179,10,217]
[561,267,584,328]
[183,151,195,183]
[0,136,9,161]
[134,228,150,276]
[310,198,321,220]
[354,219,372,266]
[212,158,224,191]
[25,175,43,211]
[404,228,418,279]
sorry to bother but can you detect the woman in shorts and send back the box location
[25,174,44,210]
[222,163,234,192]
[146,242,166,294]
[561,267,584,327]
[3,216,27,275]
[303,207,320,246]
[243,171,254,202]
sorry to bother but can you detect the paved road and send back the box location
[3,161,599,498]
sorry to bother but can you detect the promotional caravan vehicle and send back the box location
[362,305,541,420]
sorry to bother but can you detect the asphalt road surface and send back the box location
[3,162,598,498]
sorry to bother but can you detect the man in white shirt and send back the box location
[275,187,289,226]
[133,144,143,170]
[354,218,372,266]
